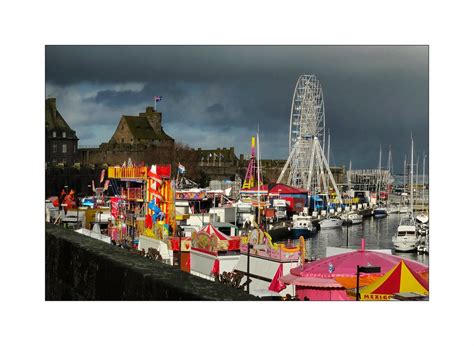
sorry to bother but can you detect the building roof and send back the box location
[45,98,78,138]
[123,116,156,139]
[200,223,231,240]
[123,116,173,141]
[197,148,237,162]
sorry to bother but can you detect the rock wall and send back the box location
[45,223,258,301]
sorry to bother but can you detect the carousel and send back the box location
[189,223,241,281]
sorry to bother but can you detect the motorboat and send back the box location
[387,205,399,214]
[392,214,420,252]
[341,211,363,225]
[399,205,409,214]
[373,206,388,218]
[415,213,429,224]
[319,216,343,229]
[290,215,318,238]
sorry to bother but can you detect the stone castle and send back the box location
[45,98,346,196]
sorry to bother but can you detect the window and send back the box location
[62,144,67,153]
[52,144,57,153]
[52,131,56,138]
[121,138,124,143]
[62,132,66,138]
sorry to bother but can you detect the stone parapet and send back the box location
[45,223,258,301]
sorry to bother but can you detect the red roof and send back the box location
[241,183,307,195]
[200,223,230,240]
[290,250,428,278]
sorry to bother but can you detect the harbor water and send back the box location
[278,213,429,265]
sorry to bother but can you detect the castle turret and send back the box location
[139,106,162,135]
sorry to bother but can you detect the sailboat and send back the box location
[392,136,420,252]
[373,145,388,218]
[386,145,399,214]
[398,155,410,214]
[416,153,429,224]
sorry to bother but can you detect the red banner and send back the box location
[110,197,121,218]
[156,165,171,178]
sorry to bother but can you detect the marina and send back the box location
[45,49,429,302]
[284,213,429,266]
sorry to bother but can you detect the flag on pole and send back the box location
[178,163,185,174]
[268,263,286,292]
[154,96,163,102]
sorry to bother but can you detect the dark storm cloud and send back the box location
[206,103,225,114]
[45,46,426,85]
[46,45,428,171]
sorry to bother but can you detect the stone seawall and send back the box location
[45,223,258,301]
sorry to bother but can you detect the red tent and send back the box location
[280,247,428,301]
[355,260,429,300]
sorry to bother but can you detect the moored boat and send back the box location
[341,211,363,225]
[392,215,420,252]
[373,206,388,218]
[393,136,420,252]
[319,215,343,229]
[415,213,429,224]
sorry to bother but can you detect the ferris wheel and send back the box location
[288,74,326,154]
[278,74,341,202]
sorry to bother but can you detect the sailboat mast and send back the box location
[377,144,382,200]
[416,155,419,202]
[403,155,407,193]
[256,127,261,226]
[410,137,414,213]
[422,153,426,212]
[387,145,392,175]
[348,160,352,191]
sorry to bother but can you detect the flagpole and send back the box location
[176,163,180,187]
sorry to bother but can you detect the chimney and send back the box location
[47,98,57,118]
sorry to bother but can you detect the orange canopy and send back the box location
[356,260,429,300]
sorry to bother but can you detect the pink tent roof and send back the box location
[200,223,230,240]
[281,274,343,288]
[287,249,428,279]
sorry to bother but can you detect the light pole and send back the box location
[356,265,381,301]
[246,242,253,293]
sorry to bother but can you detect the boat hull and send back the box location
[392,241,418,252]
[392,225,419,252]
[373,208,388,218]
[290,227,316,238]
[415,214,429,224]
[319,219,343,228]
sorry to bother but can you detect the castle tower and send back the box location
[139,106,163,135]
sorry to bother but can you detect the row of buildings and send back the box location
[45,98,346,195]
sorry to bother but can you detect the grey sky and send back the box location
[45,45,428,173]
